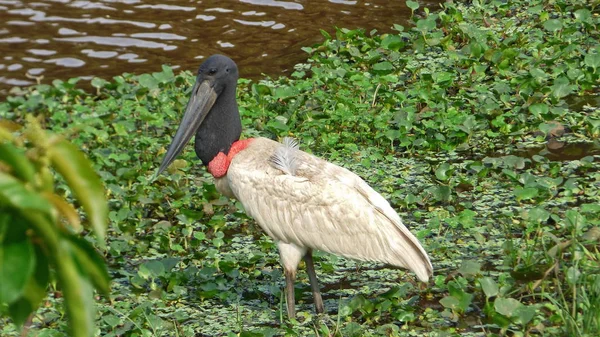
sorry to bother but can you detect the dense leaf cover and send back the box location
[1,0,599,336]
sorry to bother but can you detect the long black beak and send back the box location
[156,79,217,176]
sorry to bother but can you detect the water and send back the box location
[0,0,442,96]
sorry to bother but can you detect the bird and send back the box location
[156,54,433,318]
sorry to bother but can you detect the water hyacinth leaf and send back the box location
[514,187,538,202]
[574,8,592,23]
[584,52,600,70]
[494,297,522,317]
[458,260,481,277]
[0,240,35,305]
[543,19,562,32]
[138,73,159,90]
[406,1,419,11]
[431,185,452,202]
[435,163,452,181]
[550,76,574,99]
[372,61,394,73]
[342,322,363,337]
[581,203,600,213]
[273,86,298,100]
[529,103,549,117]
[432,71,453,85]
[139,260,166,279]
[381,34,403,51]
[416,16,437,33]
[36,330,63,337]
[566,266,581,285]
[153,65,175,83]
[0,142,35,183]
[448,281,473,312]
[479,277,499,298]
[440,295,461,310]
[565,209,585,229]
[90,77,108,89]
[514,305,536,325]
[527,207,550,223]
[48,139,108,244]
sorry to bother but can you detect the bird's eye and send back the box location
[208,68,217,76]
[225,68,230,73]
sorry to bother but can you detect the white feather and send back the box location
[269,137,300,176]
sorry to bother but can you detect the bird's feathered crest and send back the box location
[269,137,300,176]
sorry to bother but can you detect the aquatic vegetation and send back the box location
[1,0,599,336]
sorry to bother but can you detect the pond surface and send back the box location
[0,0,442,96]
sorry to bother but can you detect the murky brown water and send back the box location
[0,0,442,96]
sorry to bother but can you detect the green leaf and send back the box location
[440,296,460,309]
[494,297,522,317]
[90,77,108,89]
[56,239,96,337]
[372,61,394,73]
[0,172,53,215]
[19,245,51,317]
[584,52,600,70]
[528,103,549,117]
[139,260,166,279]
[550,76,574,99]
[138,73,159,90]
[581,203,600,213]
[0,239,35,304]
[37,330,63,337]
[527,207,550,223]
[153,65,175,83]
[49,139,108,244]
[406,0,419,11]
[479,277,498,298]
[0,142,36,183]
[273,86,299,100]
[8,244,51,326]
[448,282,473,312]
[435,163,452,181]
[64,233,111,297]
[381,35,403,51]
[566,266,581,285]
[514,187,538,202]
[543,19,562,32]
[458,260,481,276]
[574,8,592,23]
[432,71,453,84]
[565,209,585,229]
[514,305,536,325]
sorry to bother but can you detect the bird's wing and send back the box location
[226,138,432,281]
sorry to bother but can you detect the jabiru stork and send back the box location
[156,54,433,318]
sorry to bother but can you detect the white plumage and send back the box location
[218,137,432,315]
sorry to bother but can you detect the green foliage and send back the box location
[0,0,598,335]
[0,117,109,337]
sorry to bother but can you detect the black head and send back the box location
[197,54,239,95]
[156,54,242,176]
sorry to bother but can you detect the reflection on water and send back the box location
[0,0,442,95]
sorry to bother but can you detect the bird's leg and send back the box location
[278,242,306,319]
[284,268,296,318]
[304,249,324,313]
